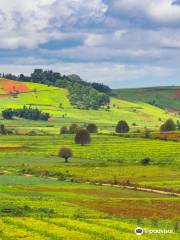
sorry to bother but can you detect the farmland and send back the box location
[0,79,179,129]
[0,78,180,239]
[112,86,180,111]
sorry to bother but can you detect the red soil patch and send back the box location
[175,89,180,97]
[19,186,134,198]
[0,146,29,151]
[0,79,30,94]
[153,132,180,141]
[69,200,180,219]
[138,115,156,122]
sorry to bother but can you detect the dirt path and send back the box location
[1,170,179,197]
[91,182,180,197]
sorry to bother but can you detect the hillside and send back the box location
[0,79,179,129]
[112,86,180,111]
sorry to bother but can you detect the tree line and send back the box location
[2,107,49,121]
[1,70,111,110]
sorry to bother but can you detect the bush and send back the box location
[86,123,98,133]
[144,129,151,138]
[69,123,79,134]
[2,109,13,119]
[116,120,130,133]
[58,147,73,163]
[160,118,176,132]
[141,157,151,165]
[60,126,68,134]
[75,129,91,146]
[0,124,6,134]
[2,107,49,121]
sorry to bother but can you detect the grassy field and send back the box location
[0,79,179,129]
[0,79,180,239]
[112,86,180,111]
[0,175,179,239]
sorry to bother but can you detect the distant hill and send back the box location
[112,86,180,111]
[0,79,179,129]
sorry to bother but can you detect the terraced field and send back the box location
[0,175,179,239]
[0,79,179,239]
[0,78,178,128]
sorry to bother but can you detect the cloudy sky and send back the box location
[0,0,180,88]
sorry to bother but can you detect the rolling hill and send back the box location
[0,78,179,129]
[112,86,180,111]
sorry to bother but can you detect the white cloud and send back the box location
[0,0,107,49]
[112,0,180,23]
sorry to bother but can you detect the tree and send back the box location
[75,129,91,146]
[144,128,151,138]
[160,118,176,132]
[69,123,79,134]
[60,126,68,134]
[116,120,130,133]
[141,157,151,165]
[2,109,13,119]
[0,124,6,134]
[59,147,72,163]
[87,123,98,133]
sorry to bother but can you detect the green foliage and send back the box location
[92,82,111,94]
[112,86,180,110]
[86,123,98,133]
[69,124,79,134]
[160,118,176,132]
[0,124,6,134]
[59,147,73,163]
[3,107,50,121]
[3,69,110,110]
[75,129,91,146]
[68,82,110,110]
[2,109,13,119]
[141,157,151,165]
[116,120,130,133]
[144,128,151,138]
[60,126,69,134]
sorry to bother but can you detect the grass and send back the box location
[112,86,180,110]
[0,78,179,129]
[0,79,180,239]
[0,179,179,239]
[0,134,179,191]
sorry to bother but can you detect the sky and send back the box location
[0,0,180,88]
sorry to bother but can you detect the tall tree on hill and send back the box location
[116,120,130,133]
[75,129,91,146]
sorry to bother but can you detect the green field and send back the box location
[112,86,180,110]
[0,79,179,130]
[0,79,180,239]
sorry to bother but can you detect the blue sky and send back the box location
[0,0,180,88]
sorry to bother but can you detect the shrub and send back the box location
[60,126,68,134]
[86,123,98,133]
[59,147,73,163]
[69,123,79,134]
[144,128,151,138]
[75,129,91,146]
[2,109,13,119]
[0,124,6,134]
[160,118,176,132]
[116,120,130,133]
[141,157,151,165]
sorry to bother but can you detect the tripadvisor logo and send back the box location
[135,227,144,235]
